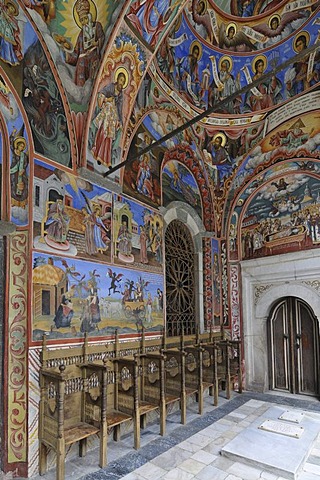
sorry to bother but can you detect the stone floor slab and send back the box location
[221,406,320,480]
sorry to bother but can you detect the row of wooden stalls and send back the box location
[38,329,242,480]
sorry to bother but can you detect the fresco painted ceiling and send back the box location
[0,0,319,235]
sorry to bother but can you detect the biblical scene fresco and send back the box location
[0,75,30,226]
[32,252,164,341]
[239,173,320,260]
[113,195,163,272]
[162,160,202,218]
[33,160,112,262]
[236,111,320,184]
[0,4,72,166]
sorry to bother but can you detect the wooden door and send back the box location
[268,297,319,395]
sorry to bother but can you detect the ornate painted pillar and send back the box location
[2,228,29,477]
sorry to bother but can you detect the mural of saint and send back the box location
[45,198,70,248]
[285,32,320,98]
[189,0,214,44]
[230,0,279,17]
[176,41,202,107]
[244,55,282,112]
[58,0,105,86]
[253,12,310,49]
[136,154,155,201]
[203,133,233,187]
[208,56,241,114]
[0,0,23,66]
[91,67,128,167]
[117,220,134,263]
[10,128,29,210]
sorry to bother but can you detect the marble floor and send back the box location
[32,391,320,480]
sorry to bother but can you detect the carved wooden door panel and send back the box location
[268,297,319,395]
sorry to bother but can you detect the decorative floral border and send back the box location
[7,232,28,463]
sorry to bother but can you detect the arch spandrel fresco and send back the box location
[162,160,202,219]
[87,27,150,177]
[0,2,74,167]
[23,0,127,110]
[0,74,31,226]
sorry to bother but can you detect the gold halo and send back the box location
[293,31,310,53]
[251,54,267,73]
[213,132,227,147]
[218,55,233,72]
[190,40,202,60]
[268,14,280,29]
[73,0,97,29]
[13,136,27,150]
[196,0,208,14]
[5,0,19,16]
[226,22,237,36]
[115,67,129,89]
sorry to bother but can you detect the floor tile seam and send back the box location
[80,392,320,480]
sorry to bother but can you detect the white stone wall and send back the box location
[241,249,320,392]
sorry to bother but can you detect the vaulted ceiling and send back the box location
[1,0,319,236]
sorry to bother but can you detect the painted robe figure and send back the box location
[45,199,70,244]
[139,225,148,264]
[245,57,282,112]
[0,0,23,66]
[53,291,74,329]
[177,43,202,106]
[117,221,132,257]
[91,71,126,166]
[10,130,29,209]
[65,0,105,86]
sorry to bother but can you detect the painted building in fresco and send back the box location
[0,0,320,476]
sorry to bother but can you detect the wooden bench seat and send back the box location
[39,362,108,480]
[216,339,242,398]
[113,355,160,449]
[64,423,100,445]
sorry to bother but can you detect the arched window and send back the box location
[165,219,196,336]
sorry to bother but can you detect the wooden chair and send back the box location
[39,362,108,480]
[162,347,196,425]
[113,355,159,450]
[138,352,166,435]
[184,345,214,415]
[216,339,242,398]
[199,342,220,406]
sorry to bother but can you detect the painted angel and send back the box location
[219,23,257,52]
[253,11,309,48]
